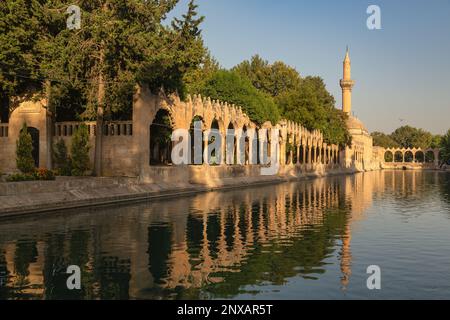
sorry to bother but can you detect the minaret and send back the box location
[340,47,355,115]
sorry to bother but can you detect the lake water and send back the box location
[1,170,450,300]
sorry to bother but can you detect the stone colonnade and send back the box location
[384,147,440,164]
[154,90,341,167]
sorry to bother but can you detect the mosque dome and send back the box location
[346,116,369,135]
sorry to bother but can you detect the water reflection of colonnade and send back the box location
[1,171,433,299]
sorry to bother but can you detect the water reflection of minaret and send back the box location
[340,223,352,290]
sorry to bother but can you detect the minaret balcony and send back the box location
[340,79,355,88]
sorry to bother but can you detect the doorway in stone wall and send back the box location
[27,127,39,167]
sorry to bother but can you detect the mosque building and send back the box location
[340,48,384,171]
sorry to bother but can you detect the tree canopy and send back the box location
[233,55,301,98]
[196,70,280,125]
[372,125,442,149]
[231,56,350,146]
[0,0,44,122]
[390,126,435,149]
[276,77,350,146]
[1,3,360,148]
[1,0,206,122]
[440,129,450,165]
[371,132,400,148]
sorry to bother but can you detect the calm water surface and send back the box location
[1,171,450,300]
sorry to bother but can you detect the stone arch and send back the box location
[258,126,270,165]
[415,150,425,163]
[310,141,316,164]
[394,150,404,163]
[299,138,306,165]
[189,115,206,165]
[7,99,52,170]
[226,122,236,165]
[285,133,293,165]
[404,150,414,163]
[208,118,221,165]
[27,126,40,167]
[149,109,173,166]
[241,124,250,165]
[385,150,394,162]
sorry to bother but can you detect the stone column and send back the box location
[280,138,285,166]
[308,146,312,164]
[203,131,209,165]
[302,145,306,165]
[220,131,226,165]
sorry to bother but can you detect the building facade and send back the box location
[339,48,384,171]
[2,50,413,181]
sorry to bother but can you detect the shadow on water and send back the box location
[0,170,449,300]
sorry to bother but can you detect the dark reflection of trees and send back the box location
[67,230,91,299]
[438,172,450,204]
[97,256,131,300]
[238,204,248,243]
[186,216,203,266]
[43,233,69,299]
[0,250,9,299]
[251,203,262,232]
[207,213,220,259]
[224,209,235,251]
[13,240,38,288]
[42,230,132,300]
[148,225,172,286]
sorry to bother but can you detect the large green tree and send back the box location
[197,70,280,125]
[276,76,350,146]
[39,0,205,118]
[233,56,349,146]
[390,126,433,149]
[233,55,301,98]
[373,126,443,151]
[35,0,206,174]
[440,129,450,165]
[184,50,220,95]
[371,132,400,148]
[0,0,45,122]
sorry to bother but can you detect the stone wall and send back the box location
[53,121,136,176]
[0,87,348,179]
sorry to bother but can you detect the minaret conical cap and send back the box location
[344,46,350,62]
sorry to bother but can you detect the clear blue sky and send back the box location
[167,0,450,135]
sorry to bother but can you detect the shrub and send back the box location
[53,138,72,176]
[6,173,35,182]
[6,168,55,182]
[34,168,55,181]
[16,123,35,174]
[71,124,90,176]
